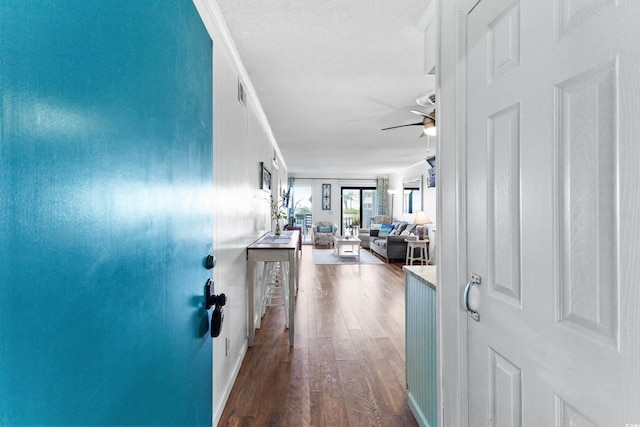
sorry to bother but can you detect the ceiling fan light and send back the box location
[424,126,437,137]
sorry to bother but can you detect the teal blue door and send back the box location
[0,1,213,425]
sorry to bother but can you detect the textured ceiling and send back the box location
[216,0,434,177]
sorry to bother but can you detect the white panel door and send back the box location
[465,0,640,425]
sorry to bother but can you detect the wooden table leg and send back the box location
[288,250,295,346]
[247,254,255,347]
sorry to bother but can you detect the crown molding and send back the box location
[192,0,287,171]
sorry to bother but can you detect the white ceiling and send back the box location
[215,0,435,177]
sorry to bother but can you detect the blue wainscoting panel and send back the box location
[0,1,213,425]
[405,269,438,427]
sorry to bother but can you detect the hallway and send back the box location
[219,246,419,426]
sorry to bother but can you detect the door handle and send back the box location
[464,273,481,322]
[209,293,226,338]
[205,278,226,337]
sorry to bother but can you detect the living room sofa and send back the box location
[357,215,391,249]
[369,220,418,262]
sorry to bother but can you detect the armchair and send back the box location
[312,221,338,248]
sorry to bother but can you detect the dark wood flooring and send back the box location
[218,245,419,427]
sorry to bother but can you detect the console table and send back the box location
[247,230,299,347]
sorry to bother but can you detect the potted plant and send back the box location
[351,216,360,236]
[270,190,288,235]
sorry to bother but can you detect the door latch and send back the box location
[205,255,216,269]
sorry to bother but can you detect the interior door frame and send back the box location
[455,5,471,426]
[436,0,483,425]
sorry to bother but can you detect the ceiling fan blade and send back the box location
[381,122,424,131]
[411,108,435,117]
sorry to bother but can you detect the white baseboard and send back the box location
[212,340,248,426]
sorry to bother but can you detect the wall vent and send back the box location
[237,78,246,106]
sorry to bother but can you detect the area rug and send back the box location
[312,248,384,265]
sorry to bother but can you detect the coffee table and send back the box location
[334,236,362,262]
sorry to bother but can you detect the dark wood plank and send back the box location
[316,337,350,426]
[226,416,255,427]
[288,347,310,426]
[337,359,384,426]
[217,246,419,426]
[309,391,325,427]
[254,360,291,426]
[348,329,398,416]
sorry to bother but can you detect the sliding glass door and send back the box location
[291,185,313,242]
[340,187,376,235]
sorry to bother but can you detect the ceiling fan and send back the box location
[381,92,437,137]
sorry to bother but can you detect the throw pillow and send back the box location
[405,224,417,234]
[370,224,381,231]
[317,225,332,233]
[373,215,391,225]
[379,224,393,236]
[400,230,410,236]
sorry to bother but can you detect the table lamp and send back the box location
[414,211,432,240]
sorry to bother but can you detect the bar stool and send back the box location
[257,261,289,329]
[405,239,429,265]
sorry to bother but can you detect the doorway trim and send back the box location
[436,0,481,425]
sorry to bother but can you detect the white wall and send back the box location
[194,1,288,423]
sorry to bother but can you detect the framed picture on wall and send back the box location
[322,183,331,210]
[426,155,436,188]
[261,162,271,191]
